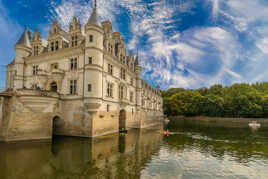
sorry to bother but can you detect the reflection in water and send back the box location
[1,122,268,179]
[0,127,162,179]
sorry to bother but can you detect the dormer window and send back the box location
[55,41,59,50]
[34,46,39,56]
[51,42,54,51]
[71,35,78,47]
[89,35,93,42]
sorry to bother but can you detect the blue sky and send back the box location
[1,0,268,90]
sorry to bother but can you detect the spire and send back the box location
[16,25,31,48]
[135,49,140,66]
[135,55,139,66]
[87,0,100,26]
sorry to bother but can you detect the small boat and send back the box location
[249,121,261,129]
[119,129,128,133]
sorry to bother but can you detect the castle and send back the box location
[0,1,163,142]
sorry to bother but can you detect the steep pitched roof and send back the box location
[16,26,31,48]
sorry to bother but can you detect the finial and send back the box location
[94,0,97,9]
[24,25,27,31]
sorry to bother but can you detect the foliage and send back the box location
[162,82,268,118]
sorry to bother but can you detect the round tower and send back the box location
[14,25,32,90]
[84,0,104,99]
[135,55,142,107]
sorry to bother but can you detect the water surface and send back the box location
[0,121,268,179]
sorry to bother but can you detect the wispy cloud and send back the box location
[0,0,23,89]
[3,0,268,90]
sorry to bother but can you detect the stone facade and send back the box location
[0,1,163,142]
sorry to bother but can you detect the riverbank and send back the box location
[168,116,268,128]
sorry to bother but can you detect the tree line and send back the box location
[162,83,268,118]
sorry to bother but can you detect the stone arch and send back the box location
[119,109,126,130]
[52,116,61,135]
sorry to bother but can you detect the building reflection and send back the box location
[0,126,162,179]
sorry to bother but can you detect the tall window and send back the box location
[34,46,39,56]
[119,85,124,99]
[108,64,113,75]
[89,35,93,42]
[55,41,59,50]
[51,42,54,51]
[120,68,126,80]
[130,91,134,102]
[70,80,77,95]
[71,35,78,47]
[130,78,133,86]
[70,58,78,70]
[88,57,93,64]
[107,104,110,112]
[33,65,38,75]
[107,83,113,97]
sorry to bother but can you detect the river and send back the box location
[0,119,268,179]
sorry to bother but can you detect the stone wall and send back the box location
[55,100,93,137]
[0,90,60,142]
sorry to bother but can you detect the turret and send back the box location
[14,25,32,90]
[84,0,104,99]
[85,0,104,49]
[135,54,142,107]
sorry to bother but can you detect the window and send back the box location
[130,91,134,102]
[88,84,92,92]
[33,65,38,75]
[107,83,113,97]
[120,68,126,80]
[72,36,74,47]
[55,41,59,50]
[119,85,124,99]
[89,35,93,42]
[70,58,78,70]
[88,57,93,64]
[130,78,133,86]
[54,28,57,34]
[70,80,77,94]
[34,46,39,56]
[51,42,54,51]
[71,35,78,47]
[108,64,113,75]
[107,104,110,112]
[75,35,78,46]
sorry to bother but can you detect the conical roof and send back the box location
[16,25,31,48]
[135,55,140,66]
[87,0,100,26]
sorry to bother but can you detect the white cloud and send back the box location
[42,0,268,89]
[0,0,23,89]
